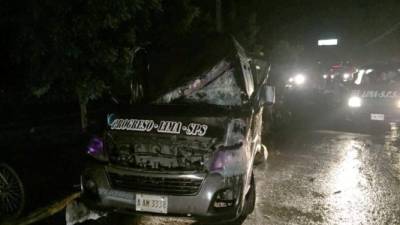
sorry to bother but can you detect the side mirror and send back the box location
[259,85,275,106]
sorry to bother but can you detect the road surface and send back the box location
[67,125,400,225]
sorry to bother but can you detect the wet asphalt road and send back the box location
[75,125,400,225]
[245,129,400,225]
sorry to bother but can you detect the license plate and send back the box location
[136,194,168,214]
[371,114,384,121]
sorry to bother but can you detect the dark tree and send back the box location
[1,0,162,130]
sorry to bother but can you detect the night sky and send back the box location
[253,0,400,61]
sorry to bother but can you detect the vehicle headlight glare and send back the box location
[396,100,400,108]
[348,96,362,108]
[294,74,305,85]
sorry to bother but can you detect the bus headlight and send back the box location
[348,96,362,108]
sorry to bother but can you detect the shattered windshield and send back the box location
[156,59,247,107]
[179,69,244,106]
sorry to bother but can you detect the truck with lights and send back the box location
[80,38,275,223]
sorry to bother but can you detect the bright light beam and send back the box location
[318,39,338,46]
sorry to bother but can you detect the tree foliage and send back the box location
[6,0,397,128]
[2,0,164,129]
[3,0,162,102]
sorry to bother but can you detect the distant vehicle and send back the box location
[285,73,307,89]
[310,63,357,111]
[0,163,25,221]
[323,63,357,83]
[80,37,275,223]
[346,63,400,124]
[321,63,357,94]
[283,69,325,116]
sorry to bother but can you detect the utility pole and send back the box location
[216,0,222,33]
[366,21,400,46]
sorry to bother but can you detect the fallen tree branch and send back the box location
[1,192,81,225]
